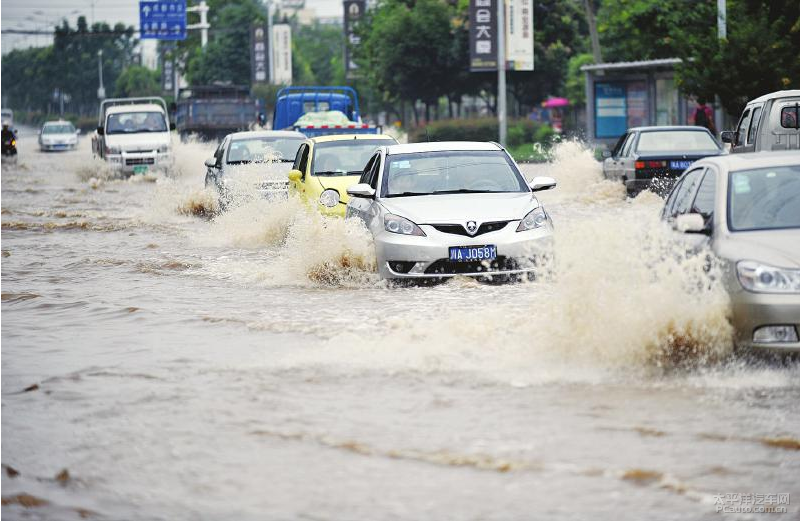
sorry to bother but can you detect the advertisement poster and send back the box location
[272,24,293,85]
[343,0,366,78]
[595,82,627,138]
[469,0,498,71]
[505,0,534,71]
[250,25,268,83]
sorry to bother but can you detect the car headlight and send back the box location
[736,260,800,293]
[105,145,121,155]
[158,144,169,153]
[319,189,340,208]
[516,206,549,232]
[384,214,426,236]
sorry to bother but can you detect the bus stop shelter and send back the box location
[581,58,700,146]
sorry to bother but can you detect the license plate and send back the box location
[670,160,693,170]
[449,245,497,262]
[133,165,149,175]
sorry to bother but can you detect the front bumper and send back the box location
[106,151,172,173]
[375,222,553,279]
[730,289,800,354]
[40,142,76,151]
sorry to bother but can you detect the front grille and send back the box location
[424,256,518,275]
[431,221,510,237]
[125,157,155,166]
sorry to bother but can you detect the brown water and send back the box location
[2,130,798,520]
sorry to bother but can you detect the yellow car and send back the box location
[287,134,398,216]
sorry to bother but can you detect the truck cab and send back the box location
[273,86,381,137]
[92,97,174,175]
[721,90,800,153]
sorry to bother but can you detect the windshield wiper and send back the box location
[387,191,428,197]
[314,170,351,176]
[430,189,499,195]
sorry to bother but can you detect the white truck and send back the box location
[92,97,174,175]
[721,89,800,153]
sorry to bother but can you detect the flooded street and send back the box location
[2,130,799,520]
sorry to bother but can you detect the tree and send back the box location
[115,66,161,97]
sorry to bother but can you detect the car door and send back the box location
[347,152,380,223]
[739,104,763,153]
[730,108,752,154]
[617,131,638,182]
[604,132,633,180]
[665,166,709,250]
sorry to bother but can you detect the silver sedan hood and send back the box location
[716,229,800,268]
[379,192,537,224]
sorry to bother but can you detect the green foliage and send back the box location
[1,17,136,115]
[408,118,553,148]
[676,0,800,115]
[291,23,346,86]
[564,53,595,106]
[184,0,266,85]
[115,66,161,97]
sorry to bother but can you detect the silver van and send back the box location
[721,90,800,153]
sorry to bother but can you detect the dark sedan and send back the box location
[602,126,723,197]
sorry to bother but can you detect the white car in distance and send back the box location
[346,141,556,281]
[39,120,79,151]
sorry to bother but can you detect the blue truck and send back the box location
[272,86,381,137]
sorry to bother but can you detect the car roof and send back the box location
[310,134,396,144]
[106,104,165,115]
[696,151,800,172]
[747,89,800,104]
[386,141,503,155]
[229,130,305,140]
[628,125,711,132]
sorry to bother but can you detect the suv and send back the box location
[721,90,800,153]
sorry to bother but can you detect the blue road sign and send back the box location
[140,0,187,41]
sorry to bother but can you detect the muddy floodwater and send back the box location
[2,129,799,520]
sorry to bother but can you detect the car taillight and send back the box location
[635,161,645,169]
[647,161,667,168]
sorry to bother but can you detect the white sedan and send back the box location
[39,120,79,151]
[345,141,556,280]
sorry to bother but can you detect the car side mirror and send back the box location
[169,122,177,131]
[529,176,557,192]
[287,169,302,182]
[347,183,376,198]
[720,130,735,144]
[96,126,104,135]
[204,158,217,168]
[675,213,711,235]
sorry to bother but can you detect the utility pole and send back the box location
[97,50,106,100]
[186,1,210,48]
[497,0,507,147]
[583,0,602,64]
[714,0,726,133]
[266,0,274,83]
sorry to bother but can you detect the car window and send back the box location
[671,167,705,217]
[691,168,717,217]
[780,105,799,129]
[620,133,636,157]
[636,130,719,153]
[747,106,762,144]
[360,154,378,184]
[735,109,751,146]
[368,155,382,189]
[292,143,306,171]
[214,139,226,167]
[663,176,685,219]
[610,133,628,157]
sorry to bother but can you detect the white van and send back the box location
[92,97,174,175]
[721,90,800,153]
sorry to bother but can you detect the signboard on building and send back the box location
[469,0,498,71]
[272,24,293,85]
[161,48,175,92]
[140,0,187,41]
[343,0,366,78]
[250,25,269,83]
[595,82,627,138]
[505,0,533,71]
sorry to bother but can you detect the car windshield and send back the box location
[728,165,800,231]
[636,130,719,153]
[312,139,394,176]
[382,150,528,197]
[43,124,75,134]
[106,111,167,134]
[227,137,304,164]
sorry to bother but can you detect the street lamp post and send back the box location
[97,50,106,100]
[497,0,507,147]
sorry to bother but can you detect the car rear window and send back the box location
[780,105,799,129]
[636,130,719,153]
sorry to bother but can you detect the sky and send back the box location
[1,0,344,53]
